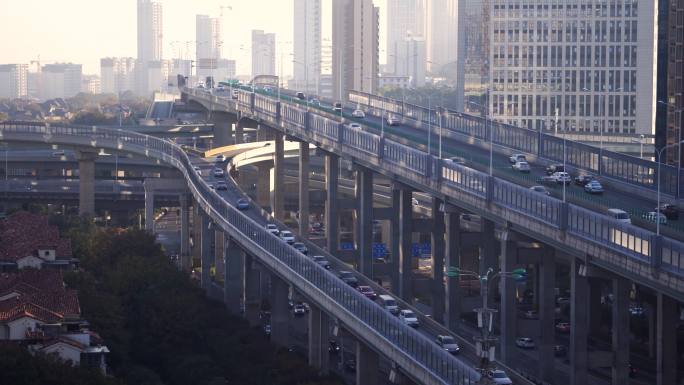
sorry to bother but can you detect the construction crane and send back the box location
[219,5,232,17]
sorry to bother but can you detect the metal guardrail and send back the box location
[182,88,684,300]
[349,91,682,199]
[0,121,481,385]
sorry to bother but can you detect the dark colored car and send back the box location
[236,198,249,210]
[333,102,343,112]
[296,92,306,100]
[356,285,377,299]
[328,340,341,354]
[553,345,567,357]
[546,164,565,175]
[344,359,356,372]
[338,271,359,287]
[292,242,308,255]
[657,204,680,220]
[574,174,595,186]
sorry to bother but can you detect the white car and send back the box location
[212,168,225,178]
[435,335,460,354]
[349,123,362,129]
[398,309,419,327]
[280,230,295,244]
[551,172,572,184]
[386,115,400,126]
[512,161,531,172]
[584,180,604,194]
[487,369,513,385]
[311,255,331,269]
[193,166,202,176]
[265,223,280,236]
[515,337,535,349]
[643,211,667,224]
[215,154,226,163]
[352,109,366,118]
[510,154,526,163]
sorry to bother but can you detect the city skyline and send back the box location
[0,0,390,76]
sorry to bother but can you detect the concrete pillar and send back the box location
[570,258,589,385]
[235,121,244,144]
[224,236,244,314]
[499,238,518,365]
[389,188,401,291]
[212,115,236,147]
[589,278,604,336]
[356,167,373,276]
[656,293,677,385]
[398,187,413,302]
[538,248,556,383]
[356,342,379,385]
[299,141,310,238]
[77,151,96,216]
[243,254,261,326]
[308,306,330,374]
[144,185,155,232]
[444,210,462,331]
[273,132,285,221]
[214,231,225,280]
[325,153,340,254]
[611,278,630,385]
[270,274,290,347]
[479,219,497,276]
[200,215,214,292]
[257,163,271,209]
[180,195,190,270]
[431,198,446,323]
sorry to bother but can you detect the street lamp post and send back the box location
[446,266,528,372]
[437,107,444,158]
[656,140,684,235]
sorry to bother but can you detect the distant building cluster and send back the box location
[0,212,108,372]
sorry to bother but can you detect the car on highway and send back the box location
[448,156,467,166]
[231,90,239,100]
[292,303,307,316]
[215,154,226,163]
[607,208,632,224]
[280,230,295,244]
[515,337,535,349]
[378,294,399,315]
[352,109,366,118]
[356,285,377,299]
[328,340,341,354]
[263,324,271,336]
[236,198,249,210]
[309,98,320,106]
[265,223,280,236]
[333,102,343,112]
[486,369,513,385]
[311,255,331,269]
[296,92,306,100]
[522,310,538,319]
[512,161,531,172]
[398,309,419,327]
[510,154,527,163]
[348,123,362,129]
[344,359,356,372]
[208,183,215,189]
[215,181,228,190]
[555,322,570,333]
[435,335,460,355]
[553,345,568,357]
[536,175,556,185]
[292,242,308,255]
[551,171,572,184]
[643,211,667,224]
[386,115,400,126]
[52,150,65,157]
[545,164,565,175]
[337,271,359,287]
[529,185,550,195]
[213,168,225,177]
[193,166,202,175]
[657,204,680,220]
[574,174,595,186]
[584,180,604,194]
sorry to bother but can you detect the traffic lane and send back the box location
[190,155,489,380]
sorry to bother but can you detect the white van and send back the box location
[607,208,631,224]
[377,294,399,315]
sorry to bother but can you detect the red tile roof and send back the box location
[0,212,73,263]
[0,270,80,323]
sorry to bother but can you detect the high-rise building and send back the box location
[395,37,426,88]
[0,64,29,99]
[137,0,163,63]
[146,60,171,94]
[100,57,137,95]
[293,0,321,94]
[656,0,684,166]
[426,0,459,75]
[332,0,379,99]
[488,0,658,141]
[387,0,425,74]
[463,1,489,93]
[81,75,101,94]
[41,63,82,99]
[252,30,276,77]
[196,15,222,80]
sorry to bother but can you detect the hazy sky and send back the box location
[1,0,387,76]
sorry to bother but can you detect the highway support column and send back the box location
[325,153,340,254]
[431,198,446,323]
[270,274,290,347]
[538,248,556,383]
[144,183,155,232]
[223,236,244,314]
[396,184,414,302]
[355,166,373,276]
[256,162,271,210]
[200,214,214,293]
[180,195,190,271]
[77,150,96,216]
[299,141,310,238]
[212,114,237,147]
[356,342,379,385]
[656,293,677,385]
[273,131,285,221]
[570,258,589,385]
[308,306,330,374]
[444,207,463,331]
[243,254,261,326]
[612,278,630,385]
[499,235,518,365]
